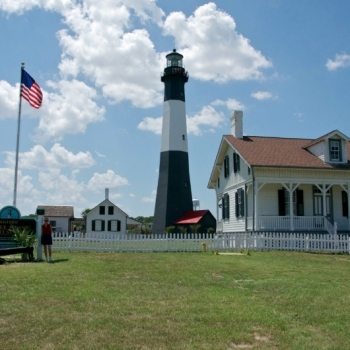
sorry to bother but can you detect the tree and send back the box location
[81,208,91,217]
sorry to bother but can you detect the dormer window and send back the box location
[329,139,341,162]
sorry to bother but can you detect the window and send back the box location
[108,206,114,215]
[108,220,121,232]
[313,186,330,218]
[233,152,240,173]
[92,219,105,231]
[248,167,251,176]
[99,206,105,215]
[224,156,229,178]
[50,220,57,233]
[222,193,230,220]
[182,135,185,140]
[329,139,341,162]
[235,188,245,218]
[278,189,304,216]
[342,191,348,217]
[217,177,220,189]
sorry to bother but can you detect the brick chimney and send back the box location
[230,110,243,138]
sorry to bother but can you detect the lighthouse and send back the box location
[153,50,193,234]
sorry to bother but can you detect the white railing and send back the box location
[257,216,326,231]
[324,217,337,235]
[216,221,223,232]
[52,231,350,254]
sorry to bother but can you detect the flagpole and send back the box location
[13,63,24,207]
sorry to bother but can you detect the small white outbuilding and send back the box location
[85,189,129,234]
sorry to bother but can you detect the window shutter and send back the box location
[296,190,304,216]
[225,194,230,219]
[108,220,111,231]
[222,198,225,219]
[102,220,105,231]
[241,189,245,217]
[235,191,239,217]
[233,153,241,173]
[278,190,286,216]
[92,220,95,231]
[224,156,229,177]
[222,194,229,219]
[342,191,348,217]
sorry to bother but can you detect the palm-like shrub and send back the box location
[10,226,37,261]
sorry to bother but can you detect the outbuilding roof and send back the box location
[36,205,74,218]
[174,210,210,225]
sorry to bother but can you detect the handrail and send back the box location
[324,217,337,235]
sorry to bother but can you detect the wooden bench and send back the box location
[0,237,35,263]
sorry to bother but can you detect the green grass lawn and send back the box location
[1,251,350,349]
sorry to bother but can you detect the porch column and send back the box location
[289,183,294,231]
[348,183,350,231]
[322,184,327,222]
[254,181,258,230]
[282,183,299,231]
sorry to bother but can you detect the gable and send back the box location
[303,130,350,163]
[88,199,128,217]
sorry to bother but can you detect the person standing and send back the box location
[41,217,53,262]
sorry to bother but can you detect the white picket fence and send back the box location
[52,231,350,254]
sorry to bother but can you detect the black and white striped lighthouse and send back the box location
[153,50,193,234]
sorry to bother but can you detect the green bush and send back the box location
[11,226,37,247]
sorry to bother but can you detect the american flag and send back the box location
[21,69,43,109]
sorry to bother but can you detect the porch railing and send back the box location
[254,216,336,232]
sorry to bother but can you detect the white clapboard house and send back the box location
[36,205,74,233]
[86,189,130,234]
[208,111,350,234]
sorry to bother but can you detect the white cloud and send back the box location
[142,190,156,203]
[187,105,225,136]
[4,143,95,170]
[251,91,276,100]
[0,167,40,211]
[138,116,162,134]
[163,3,272,83]
[326,53,350,71]
[0,81,18,119]
[95,151,106,158]
[35,79,105,141]
[57,1,164,108]
[38,169,86,204]
[0,79,105,140]
[138,104,225,136]
[212,98,245,110]
[87,170,129,191]
[109,193,123,200]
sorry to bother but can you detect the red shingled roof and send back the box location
[174,210,209,224]
[224,135,350,169]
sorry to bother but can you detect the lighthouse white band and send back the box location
[161,100,188,153]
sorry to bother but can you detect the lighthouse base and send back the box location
[153,150,193,234]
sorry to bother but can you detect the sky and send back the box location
[1,0,350,219]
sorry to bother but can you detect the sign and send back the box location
[0,206,21,219]
[0,206,37,248]
[36,208,45,215]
